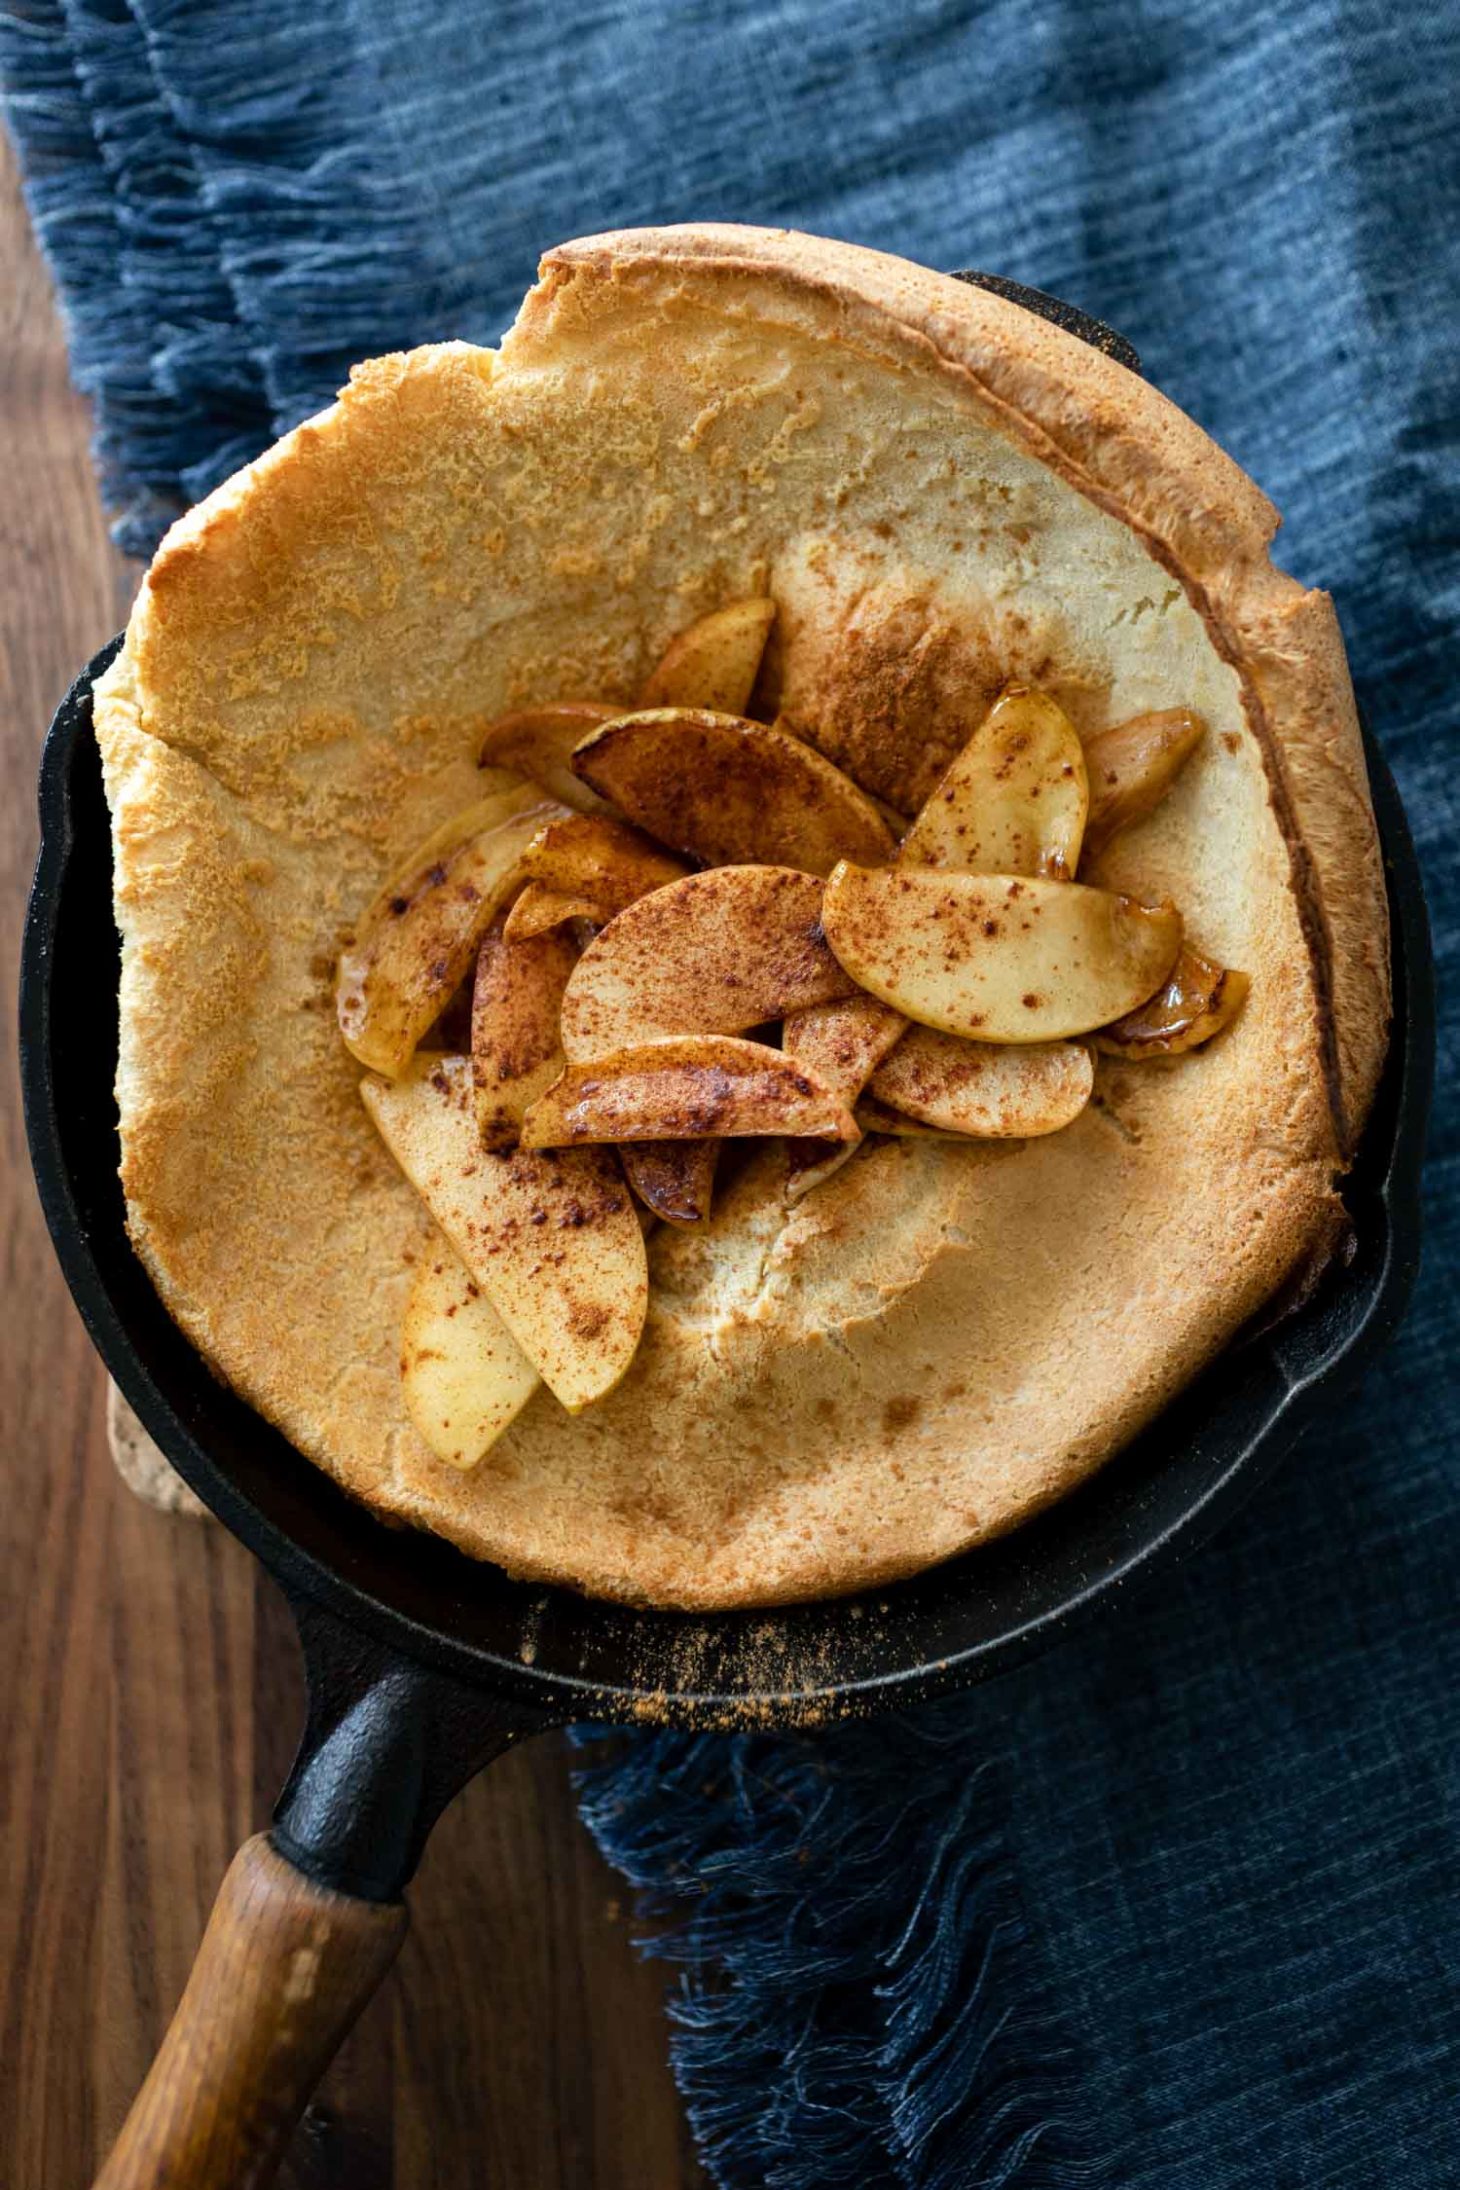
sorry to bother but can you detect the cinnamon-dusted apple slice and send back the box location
[823,863,1182,1043]
[1082,708,1206,859]
[395,786,544,872]
[518,811,686,915]
[521,1037,858,1146]
[571,710,894,875]
[639,597,776,713]
[620,1140,719,1226]
[869,1026,1093,1136]
[560,865,859,1059]
[503,881,601,941]
[782,991,908,1095]
[507,813,725,1207]
[477,702,622,814]
[853,1095,979,1140]
[780,992,906,1199]
[336,794,561,1077]
[900,685,1088,879]
[1095,946,1250,1059]
[471,921,577,1149]
[362,1055,646,1411]
[782,1138,860,1198]
[781,690,1083,1182]
[401,1236,539,1468]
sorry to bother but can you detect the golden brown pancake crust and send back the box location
[95,225,1389,1608]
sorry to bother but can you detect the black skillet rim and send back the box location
[20,634,1431,1727]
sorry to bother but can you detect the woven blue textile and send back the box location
[4,3,1457,2183]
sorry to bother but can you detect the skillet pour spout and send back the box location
[21,294,1431,2185]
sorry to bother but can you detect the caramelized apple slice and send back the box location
[900,686,1088,879]
[790,1076,992,1190]
[362,1056,646,1411]
[1082,708,1205,859]
[503,813,686,944]
[619,1140,719,1225]
[571,709,894,875]
[1095,947,1250,1058]
[471,922,577,1149]
[783,992,906,1097]
[401,1236,539,1468]
[477,702,622,814]
[391,787,543,873]
[782,690,1082,1176]
[780,992,905,1200]
[519,811,686,909]
[869,1027,1093,1136]
[559,865,858,1060]
[853,1095,981,1140]
[783,1138,860,1198]
[503,881,601,940]
[336,796,560,1077]
[639,597,776,713]
[824,863,1182,1042]
[512,827,717,1217]
[522,1038,857,1147]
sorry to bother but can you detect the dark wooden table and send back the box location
[0,138,708,2190]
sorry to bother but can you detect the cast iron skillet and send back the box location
[21,283,1432,2189]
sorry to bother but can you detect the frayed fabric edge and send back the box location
[0,0,185,553]
[59,0,273,525]
[573,1709,1101,2190]
[128,0,487,432]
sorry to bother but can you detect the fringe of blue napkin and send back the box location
[571,1714,1093,2186]
[5,3,1457,2183]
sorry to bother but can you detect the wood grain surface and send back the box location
[95,1836,411,2190]
[0,136,707,2190]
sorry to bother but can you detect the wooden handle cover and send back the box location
[94,1833,408,2190]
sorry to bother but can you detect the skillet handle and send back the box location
[93,1595,551,2187]
[93,1833,406,2190]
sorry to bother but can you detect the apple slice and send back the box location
[571,709,894,875]
[389,786,543,873]
[559,865,858,1060]
[780,992,904,1200]
[471,921,577,1149]
[1082,708,1206,858]
[336,796,560,1078]
[823,863,1182,1042]
[869,1026,1093,1136]
[521,1037,858,1146]
[502,880,601,941]
[900,686,1088,879]
[401,1236,539,1468]
[853,1095,980,1141]
[477,702,622,814]
[783,992,907,1099]
[518,811,686,910]
[783,1137,861,1198]
[639,597,776,713]
[619,1139,719,1226]
[781,690,1083,1170]
[362,1055,646,1411]
[501,814,687,941]
[1095,946,1250,1058]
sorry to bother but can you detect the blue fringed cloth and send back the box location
[5,3,1458,2182]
